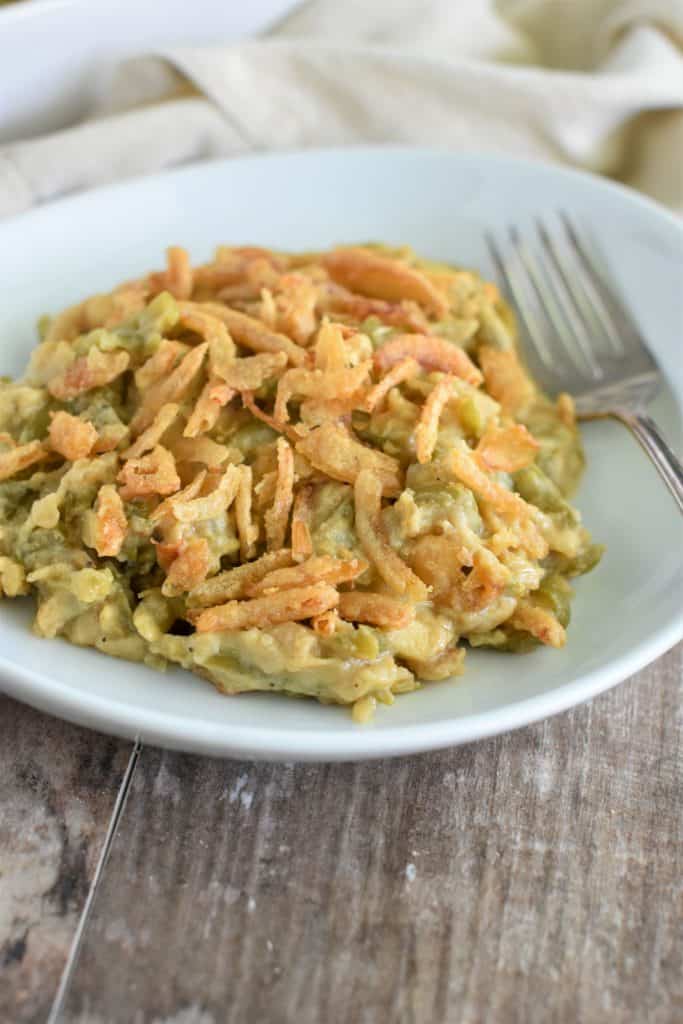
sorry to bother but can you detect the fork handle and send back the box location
[613,410,683,513]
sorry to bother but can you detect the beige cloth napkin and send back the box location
[1,0,683,218]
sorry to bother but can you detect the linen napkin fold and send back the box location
[1,0,682,219]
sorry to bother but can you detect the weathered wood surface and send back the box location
[1,643,681,1024]
[0,701,132,1024]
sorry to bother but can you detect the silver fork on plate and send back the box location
[485,213,683,513]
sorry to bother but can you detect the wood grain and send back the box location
[0,698,132,1024]
[49,644,681,1024]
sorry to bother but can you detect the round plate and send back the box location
[0,147,681,760]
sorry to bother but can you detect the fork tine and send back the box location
[559,212,627,356]
[484,231,555,368]
[535,219,623,359]
[508,226,602,380]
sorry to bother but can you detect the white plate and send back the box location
[0,148,681,760]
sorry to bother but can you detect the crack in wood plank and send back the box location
[0,699,132,1024]
[47,740,141,1024]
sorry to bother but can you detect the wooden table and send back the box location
[1,643,681,1024]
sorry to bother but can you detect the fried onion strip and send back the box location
[265,438,295,551]
[475,421,539,473]
[296,423,402,497]
[291,484,314,562]
[121,404,179,459]
[509,601,566,648]
[235,464,258,560]
[246,555,367,597]
[48,348,130,400]
[194,304,307,366]
[415,374,456,464]
[188,550,293,608]
[0,441,48,482]
[171,464,241,523]
[322,248,449,318]
[363,356,419,412]
[194,583,339,633]
[444,445,548,559]
[117,444,180,501]
[49,412,98,461]
[374,334,482,387]
[478,345,535,415]
[184,379,235,438]
[163,537,211,595]
[130,342,208,435]
[92,485,127,557]
[354,469,428,601]
[338,591,415,630]
[215,351,287,391]
[274,362,371,423]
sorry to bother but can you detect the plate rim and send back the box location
[0,144,681,760]
[6,142,683,238]
[0,613,680,760]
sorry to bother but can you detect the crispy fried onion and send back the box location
[322,248,449,318]
[195,304,307,366]
[130,342,208,435]
[311,609,340,636]
[0,441,48,482]
[135,340,188,390]
[406,528,510,613]
[272,273,319,345]
[265,438,295,551]
[117,444,180,500]
[415,374,456,464]
[239,392,290,440]
[322,284,430,332]
[478,345,535,415]
[461,547,511,611]
[291,484,314,562]
[148,246,194,300]
[194,583,339,633]
[121,403,179,459]
[274,361,371,423]
[214,351,287,391]
[354,469,428,601]
[314,321,348,371]
[475,421,539,473]
[509,600,566,648]
[234,464,258,560]
[298,392,364,428]
[444,444,548,559]
[374,334,482,387]
[165,464,241,524]
[188,550,293,608]
[172,436,238,468]
[92,423,129,454]
[556,392,576,427]
[184,378,235,438]
[48,348,130,400]
[151,470,207,522]
[246,555,367,597]
[363,356,419,412]
[48,411,98,461]
[163,537,211,595]
[296,423,402,497]
[338,591,415,630]
[93,484,127,557]
[178,306,235,356]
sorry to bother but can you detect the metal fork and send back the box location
[486,214,683,513]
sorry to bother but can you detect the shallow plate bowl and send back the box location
[0,147,681,760]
